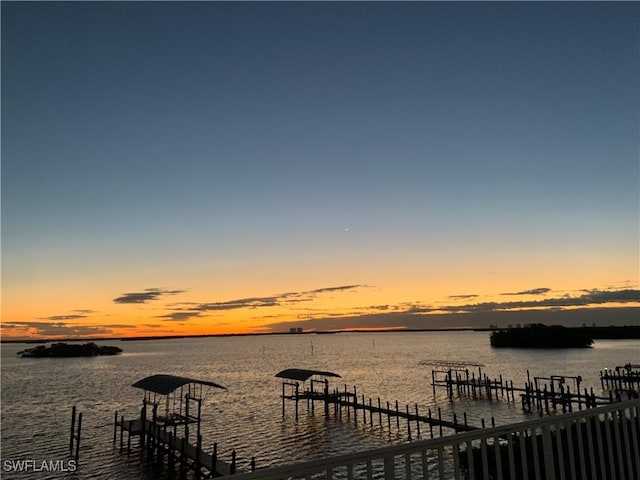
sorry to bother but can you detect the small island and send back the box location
[18,342,123,358]
[490,324,593,348]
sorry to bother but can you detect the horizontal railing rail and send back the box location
[223,398,640,480]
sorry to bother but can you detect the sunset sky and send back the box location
[2,2,638,339]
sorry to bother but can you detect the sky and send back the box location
[2,1,639,339]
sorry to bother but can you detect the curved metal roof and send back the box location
[132,374,227,395]
[275,368,341,382]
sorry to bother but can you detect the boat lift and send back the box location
[275,368,341,420]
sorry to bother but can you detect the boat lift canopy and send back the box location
[131,374,227,430]
[275,369,341,382]
[132,374,226,395]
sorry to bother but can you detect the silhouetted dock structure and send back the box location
[276,368,483,440]
[422,360,639,416]
[114,374,251,479]
[600,363,640,393]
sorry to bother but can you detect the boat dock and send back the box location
[113,374,249,479]
[116,417,236,477]
[276,368,481,440]
[421,360,637,416]
[600,363,640,392]
[73,362,638,479]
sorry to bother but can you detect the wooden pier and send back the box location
[422,360,638,416]
[114,374,248,479]
[276,368,482,441]
[115,416,236,477]
[600,363,640,393]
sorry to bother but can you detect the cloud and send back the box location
[3,321,116,337]
[262,287,640,332]
[582,289,640,303]
[114,288,184,304]
[157,312,202,322]
[449,294,479,300]
[39,314,89,321]
[264,306,640,332]
[438,288,640,313]
[154,284,366,322]
[195,296,280,311]
[501,287,551,296]
[191,284,365,312]
[307,285,363,295]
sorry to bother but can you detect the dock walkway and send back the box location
[117,417,235,477]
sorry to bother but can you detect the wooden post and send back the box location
[577,377,582,410]
[281,383,285,417]
[195,434,202,479]
[251,457,256,472]
[197,397,202,439]
[387,401,391,431]
[140,404,147,449]
[465,369,470,395]
[544,385,549,413]
[184,394,190,443]
[168,432,175,476]
[353,386,358,425]
[369,398,373,427]
[231,450,237,474]
[69,406,76,453]
[119,416,125,452]
[113,410,118,444]
[431,369,436,395]
[378,398,382,427]
[75,412,82,463]
[437,407,443,437]
[405,405,411,440]
[362,395,366,424]
[324,380,329,417]
[180,438,187,479]
[211,443,217,475]
[471,373,477,399]
[295,383,299,421]
[395,400,400,431]
[415,404,420,438]
[428,409,433,438]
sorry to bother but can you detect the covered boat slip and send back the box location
[132,374,226,432]
[276,368,346,419]
[115,374,237,478]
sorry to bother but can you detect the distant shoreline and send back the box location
[2,325,639,344]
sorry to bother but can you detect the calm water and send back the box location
[1,331,639,479]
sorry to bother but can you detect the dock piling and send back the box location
[69,406,82,464]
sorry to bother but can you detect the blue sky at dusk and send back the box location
[2,2,638,338]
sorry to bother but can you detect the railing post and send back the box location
[383,454,395,480]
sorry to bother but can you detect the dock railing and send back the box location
[223,398,640,480]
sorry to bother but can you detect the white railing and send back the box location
[223,399,640,480]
